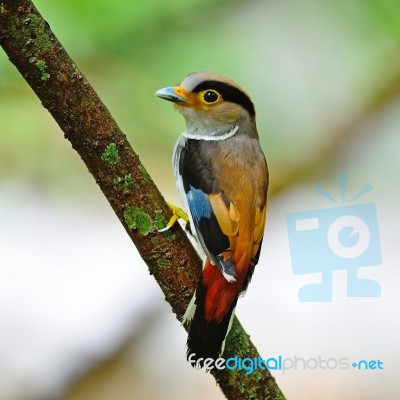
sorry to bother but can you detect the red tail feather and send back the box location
[186,257,251,363]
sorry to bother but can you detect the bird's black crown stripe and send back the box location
[193,80,255,117]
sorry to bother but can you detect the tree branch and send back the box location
[0,1,285,399]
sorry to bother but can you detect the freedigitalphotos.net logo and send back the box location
[188,354,384,375]
[286,174,382,302]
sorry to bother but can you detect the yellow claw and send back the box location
[158,201,189,232]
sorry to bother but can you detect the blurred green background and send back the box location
[2,0,399,197]
[1,0,399,399]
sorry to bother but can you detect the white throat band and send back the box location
[183,125,239,141]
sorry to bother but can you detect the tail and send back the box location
[184,259,241,366]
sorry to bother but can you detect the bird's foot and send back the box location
[158,201,189,232]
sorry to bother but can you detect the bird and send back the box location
[155,72,269,366]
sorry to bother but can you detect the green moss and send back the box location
[166,232,176,241]
[277,391,286,400]
[154,210,166,230]
[29,56,50,80]
[139,163,150,181]
[154,210,176,240]
[123,204,153,235]
[224,320,286,399]
[28,14,53,52]
[113,176,123,186]
[122,173,137,189]
[227,369,246,393]
[113,173,137,190]
[225,320,250,358]
[251,369,262,383]
[6,10,52,56]
[156,258,171,268]
[101,143,120,165]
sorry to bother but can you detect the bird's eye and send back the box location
[202,90,220,104]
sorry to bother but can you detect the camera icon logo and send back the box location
[286,174,382,302]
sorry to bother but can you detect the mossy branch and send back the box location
[0,1,285,399]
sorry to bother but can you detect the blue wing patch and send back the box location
[186,185,230,261]
[187,186,212,222]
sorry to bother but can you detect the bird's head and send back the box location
[155,72,257,139]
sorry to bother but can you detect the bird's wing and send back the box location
[174,137,266,282]
[186,187,238,280]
